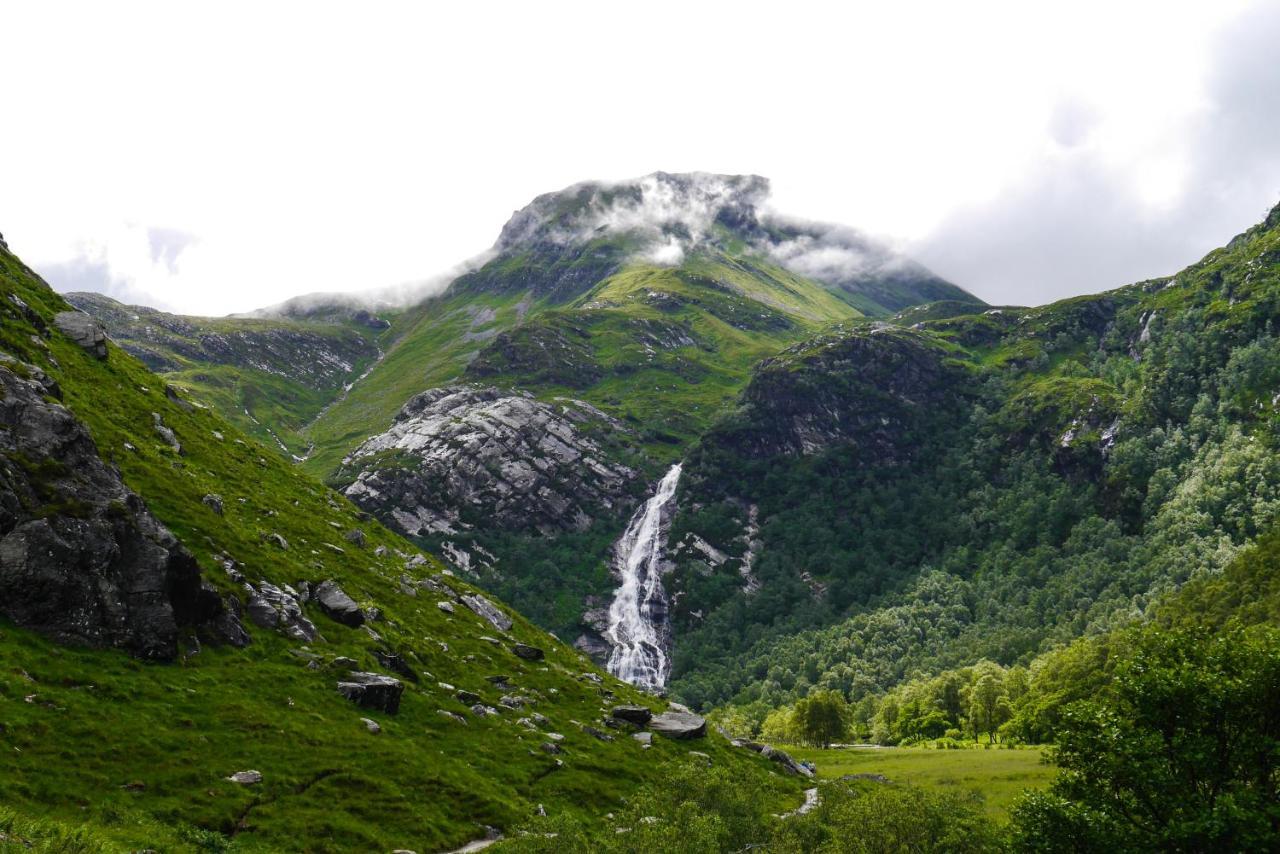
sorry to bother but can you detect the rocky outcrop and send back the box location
[649,708,707,739]
[65,292,380,384]
[337,672,404,714]
[339,386,639,537]
[53,311,108,359]
[698,324,970,462]
[0,361,230,660]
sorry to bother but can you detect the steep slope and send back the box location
[665,200,1280,712]
[300,174,976,639]
[0,243,797,851]
[66,292,389,459]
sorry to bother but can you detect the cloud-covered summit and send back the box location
[489,171,973,312]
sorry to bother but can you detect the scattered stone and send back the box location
[456,690,481,705]
[438,710,468,725]
[611,705,652,725]
[314,579,365,627]
[361,717,381,734]
[152,413,181,453]
[583,726,614,742]
[344,528,366,547]
[438,601,456,615]
[245,581,317,642]
[459,593,513,632]
[650,709,707,740]
[479,636,501,646]
[336,672,404,714]
[633,732,653,747]
[53,311,108,359]
[499,694,526,710]
[511,643,544,661]
[540,742,562,755]
[225,770,262,785]
[322,543,346,554]
[485,675,512,685]
[202,494,223,515]
[267,532,289,550]
[470,704,500,717]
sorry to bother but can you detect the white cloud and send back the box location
[0,0,1271,314]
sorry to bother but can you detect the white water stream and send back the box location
[605,463,682,689]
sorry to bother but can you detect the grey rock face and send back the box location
[244,581,317,641]
[649,709,707,739]
[339,386,638,538]
[52,311,108,359]
[313,579,364,627]
[336,672,404,714]
[459,593,513,632]
[0,362,228,660]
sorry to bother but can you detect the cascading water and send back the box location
[605,463,682,689]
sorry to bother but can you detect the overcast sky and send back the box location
[3,1,1278,315]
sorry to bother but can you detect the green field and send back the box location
[789,746,1055,819]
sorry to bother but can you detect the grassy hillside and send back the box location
[66,292,388,459]
[0,247,799,851]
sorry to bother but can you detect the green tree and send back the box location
[1012,624,1280,852]
[794,690,849,748]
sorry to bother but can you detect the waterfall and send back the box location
[605,463,682,689]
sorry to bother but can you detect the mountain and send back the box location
[666,199,1280,713]
[64,291,389,458]
[0,242,799,850]
[73,172,977,645]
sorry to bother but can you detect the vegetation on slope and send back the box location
[0,246,797,851]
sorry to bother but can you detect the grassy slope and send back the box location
[305,252,863,477]
[788,747,1054,819]
[0,248,799,851]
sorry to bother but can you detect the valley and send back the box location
[6,172,1280,851]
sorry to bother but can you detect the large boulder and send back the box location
[313,579,365,627]
[0,361,230,660]
[336,672,404,714]
[53,311,108,359]
[611,705,653,726]
[649,709,707,739]
[245,581,317,642]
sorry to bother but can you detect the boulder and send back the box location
[511,643,544,661]
[650,709,707,740]
[336,672,404,714]
[314,579,365,627]
[437,601,455,615]
[344,528,366,547]
[374,650,418,682]
[245,581,317,642]
[202,494,223,515]
[633,731,653,747]
[225,770,262,785]
[53,311,108,359]
[460,593,513,632]
[611,705,652,725]
[456,690,481,705]
[0,361,229,660]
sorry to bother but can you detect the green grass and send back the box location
[788,746,1055,819]
[0,246,801,852]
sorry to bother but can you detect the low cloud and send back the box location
[915,3,1280,306]
[38,251,172,310]
[146,227,198,273]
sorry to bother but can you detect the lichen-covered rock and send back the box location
[0,361,229,660]
[338,386,638,537]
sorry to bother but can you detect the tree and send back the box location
[794,690,849,748]
[968,661,1011,743]
[1013,624,1280,852]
